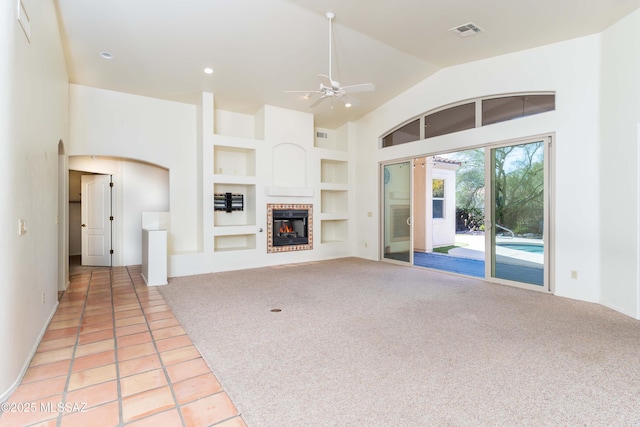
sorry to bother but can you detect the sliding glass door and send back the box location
[381,136,551,293]
[487,138,550,290]
[382,162,412,264]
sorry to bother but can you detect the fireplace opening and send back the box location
[267,204,313,253]
[272,209,309,246]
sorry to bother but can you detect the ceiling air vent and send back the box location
[449,22,484,38]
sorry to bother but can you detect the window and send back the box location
[424,103,475,139]
[382,119,420,148]
[380,92,555,148]
[432,179,445,219]
[482,94,555,126]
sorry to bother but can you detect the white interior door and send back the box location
[81,174,112,266]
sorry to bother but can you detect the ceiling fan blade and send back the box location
[341,83,375,93]
[309,95,327,108]
[317,74,333,88]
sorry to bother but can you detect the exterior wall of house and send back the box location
[0,0,69,400]
[412,159,459,252]
[352,34,603,304]
[599,9,640,318]
[430,163,458,248]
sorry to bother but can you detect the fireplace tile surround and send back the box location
[267,204,313,253]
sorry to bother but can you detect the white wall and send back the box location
[0,0,68,400]
[214,109,255,139]
[69,157,170,266]
[353,34,603,304]
[431,166,458,248]
[599,9,640,318]
[69,86,197,255]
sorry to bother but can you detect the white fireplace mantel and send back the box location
[266,186,314,197]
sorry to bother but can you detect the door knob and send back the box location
[81,224,86,227]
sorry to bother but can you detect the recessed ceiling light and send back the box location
[99,51,114,60]
[204,67,214,74]
[344,102,352,108]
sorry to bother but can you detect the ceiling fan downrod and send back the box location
[327,12,335,84]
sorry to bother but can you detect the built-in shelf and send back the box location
[214,234,256,252]
[321,190,348,214]
[321,219,348,243]
[213,145,256,177]
[315,128,348,151]
[208,135,260,256]
[318,128,349,245]
[320,159,348,185]
[213,184,255,226]
[212,174,256,185]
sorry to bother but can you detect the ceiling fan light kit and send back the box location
[285,12,374,109]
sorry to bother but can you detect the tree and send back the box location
[493,142,544,235]
[445,149,485,232]
[446,143,544,236]
[451,148,485,210]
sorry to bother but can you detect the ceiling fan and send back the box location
[285,12,375,108]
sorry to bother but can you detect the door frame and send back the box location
[380,158,414,265]
[379,133,554,294]
[484,134,554,293]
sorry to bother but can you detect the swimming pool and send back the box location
[497,243,544,254]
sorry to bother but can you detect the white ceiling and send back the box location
[55,0,640,129]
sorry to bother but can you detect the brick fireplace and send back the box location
[267,204,313,253]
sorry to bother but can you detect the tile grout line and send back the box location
[125,266,188,427]
[109,267,126,427]
[55,270,94,427]
[125,267,248,427]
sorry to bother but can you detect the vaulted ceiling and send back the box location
[55,0,640,128]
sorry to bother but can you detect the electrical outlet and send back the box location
[367,212,373,217]
[571,270,578,280]
[364,242,368,248]
[41,292,45,304]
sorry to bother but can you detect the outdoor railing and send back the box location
[495,223,515,238]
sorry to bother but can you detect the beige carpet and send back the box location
[159,258,640,426]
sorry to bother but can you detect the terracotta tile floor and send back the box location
[0,266,245,427]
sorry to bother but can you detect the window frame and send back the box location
[380,92,555,148]
[432,178,445,219]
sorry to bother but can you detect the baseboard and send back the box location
[0,301,59,403]
[600,301,639,320]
